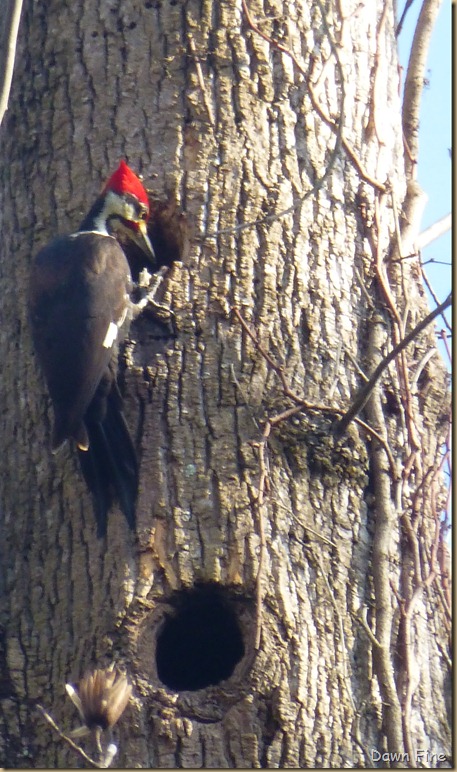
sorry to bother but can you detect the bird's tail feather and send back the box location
[77,391,138,537]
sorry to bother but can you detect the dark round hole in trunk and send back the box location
[156,586,245,692]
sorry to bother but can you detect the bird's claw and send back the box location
[131,267,175,329]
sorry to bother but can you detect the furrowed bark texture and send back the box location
[0,0,451,767]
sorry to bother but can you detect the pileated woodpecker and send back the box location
[29,161,155,537]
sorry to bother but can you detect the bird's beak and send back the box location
[114,219,156,263]
[132,221,156,262]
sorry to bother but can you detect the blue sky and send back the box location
[397,0,452,330]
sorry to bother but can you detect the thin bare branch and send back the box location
[402,0,443,177]
[419,264,452,335]
[232,306,399,478]
[187,34,215,126]
[315,552,357,714]
[0,0,23,127]
[417,212,452,249]
[396,0,421,36]
[356,607,383,649]
[252,434,269,650]
[365,385,405,755]
[335,293,452,436]
[36,704,102,769]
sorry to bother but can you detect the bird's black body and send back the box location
[30,233,131,449]
[29,161,155,537]
[29,231,136,536]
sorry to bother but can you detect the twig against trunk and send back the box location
[335,293,451,436]
[36,704,102,769]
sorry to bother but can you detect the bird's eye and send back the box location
[139,208,148,221]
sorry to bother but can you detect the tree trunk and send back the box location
[0,0,451,767]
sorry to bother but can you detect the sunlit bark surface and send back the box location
[0,0,450,767]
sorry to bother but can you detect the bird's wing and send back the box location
[29,232,131,449]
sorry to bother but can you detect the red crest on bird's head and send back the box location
[103,160,150,211]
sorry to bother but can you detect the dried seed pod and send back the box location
[66,665,132,731]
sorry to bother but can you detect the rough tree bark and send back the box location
[0,0,451,768]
